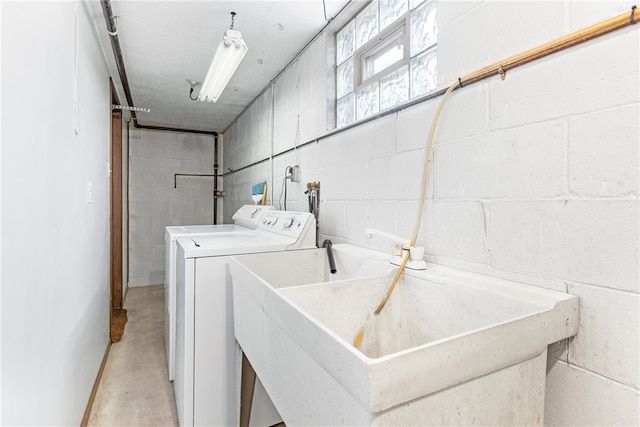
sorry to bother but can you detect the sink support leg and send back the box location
[240,353,256,427]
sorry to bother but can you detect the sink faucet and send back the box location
[322,239,337,274]
[364,228,410,247]
[364,228,426,270]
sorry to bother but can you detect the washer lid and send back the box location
[177,233,292,258]
[166,224,247,238]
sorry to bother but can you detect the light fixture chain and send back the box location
[230,12,236,30]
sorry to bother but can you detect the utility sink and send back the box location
[232,244,393,287]
[230,244,579,426]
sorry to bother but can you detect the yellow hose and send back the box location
[373,80,460,315]
[354,5,640,348]
[355,80,460,345]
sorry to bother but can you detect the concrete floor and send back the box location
[88,285,178,426]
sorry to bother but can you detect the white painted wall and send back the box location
[1,1,111,425]
[223,1,639,424]
[0,3,3,423]
[127,128,217,286]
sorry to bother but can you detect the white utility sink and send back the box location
[232,244,392,288]
[230,244,579,426]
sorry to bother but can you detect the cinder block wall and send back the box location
[222,1,639,424]
[128,128,217,286]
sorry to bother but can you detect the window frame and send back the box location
[334,0,438,128]
[356,19,410,90]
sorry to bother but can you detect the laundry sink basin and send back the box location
[231,244,393,288]
[230,247,579,426]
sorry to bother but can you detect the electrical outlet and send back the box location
[291,165,301,182]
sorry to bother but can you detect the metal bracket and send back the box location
[498,66,507,80]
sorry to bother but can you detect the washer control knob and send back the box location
[284,217,296,229]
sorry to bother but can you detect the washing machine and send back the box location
[164,204,273,381]
[174,210,316,427]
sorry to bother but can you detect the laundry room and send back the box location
[1,0,638,426]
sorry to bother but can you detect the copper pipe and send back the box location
[225,7,638,178]
[460,6,639,86]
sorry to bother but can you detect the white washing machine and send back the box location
[174,210,316,427]
[164,205,273,381]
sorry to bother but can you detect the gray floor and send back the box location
[88,285,178,426]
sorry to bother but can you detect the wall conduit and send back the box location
[223,5,639,177]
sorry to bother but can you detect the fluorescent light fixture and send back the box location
[198,26,248,103]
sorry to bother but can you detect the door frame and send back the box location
[110,80,124,336]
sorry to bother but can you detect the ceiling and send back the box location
[90,0,357,133]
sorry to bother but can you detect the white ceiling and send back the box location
[94,0,355,132]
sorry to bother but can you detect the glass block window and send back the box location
[380,0,407,30]
[355,2,379,49]
[335,0,438,128]
[336,21,355,65]
[356,82,380,120]
[337,94,355,128]
[336,58,354,98]
[362,27,405,81]
[411,46,437,97]
[410,0,437,56]
[409,0,426,10]
[380,65,409,110]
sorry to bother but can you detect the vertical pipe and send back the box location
[322,239,337,274]
[269,83,275,206]
[213,134,219,225]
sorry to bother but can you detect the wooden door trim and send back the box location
[111,108,123,308]
[110,79,125,341]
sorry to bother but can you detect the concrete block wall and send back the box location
[224,86,273,209]
[128,128,217,286]
[222,1,639,424]
[224,36,331,212]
